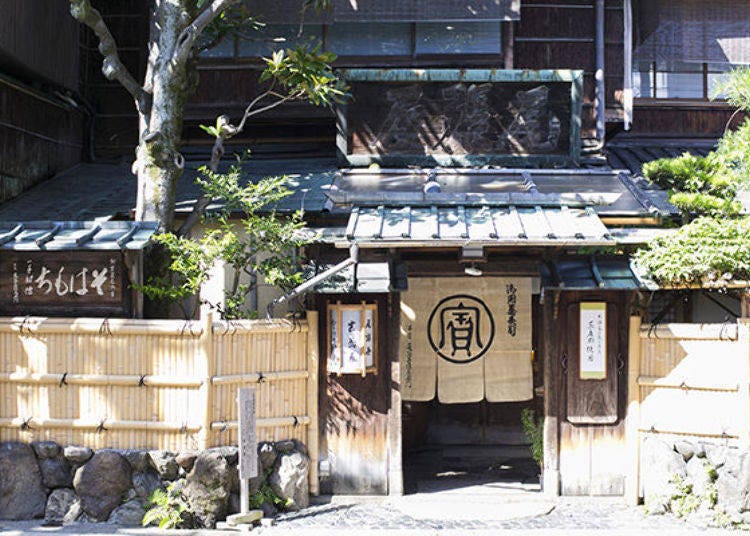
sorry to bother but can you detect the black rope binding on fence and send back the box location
[18,315,31,335]
[96,419,107,434]
[257,372,265,383]
[99,317,112,337]
[20,416,33,431]
[138,375,147,387]
[292,415,299,427]
[59,372,68,388]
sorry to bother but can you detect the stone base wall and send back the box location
[0,439,309,528]
[642,436,750,527]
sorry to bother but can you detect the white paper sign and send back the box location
[579,302,607,380]
[328,305,375,374]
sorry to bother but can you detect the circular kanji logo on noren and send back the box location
[427,294,495,364]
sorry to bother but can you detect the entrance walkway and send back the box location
[404,444,540,494]
[263,496,692,533]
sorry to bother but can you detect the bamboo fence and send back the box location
[0,312,320,492]
[625,317,750,504]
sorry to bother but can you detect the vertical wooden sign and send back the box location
[579,302,607,380]
[238,387,258,480]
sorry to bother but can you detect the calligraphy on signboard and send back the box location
[579,302,607,380]
[0,252,129,316]
[327,302,377,375]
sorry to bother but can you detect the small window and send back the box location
[633,60,744,100]
[328,22,412,56]
[415,22,501,55]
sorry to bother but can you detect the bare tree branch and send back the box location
[177,88,302,237]
[173,0,240,65]
[69,0,151,118]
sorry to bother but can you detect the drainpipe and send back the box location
[595,0,606,145]
[266,244,359,319]
[623,0,633,130]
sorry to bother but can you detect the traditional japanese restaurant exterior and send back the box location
[2,0,749,505]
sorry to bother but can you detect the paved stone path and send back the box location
[260,496,692,533]
[0,494,729,536]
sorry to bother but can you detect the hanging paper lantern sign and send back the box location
[327,302,378,376]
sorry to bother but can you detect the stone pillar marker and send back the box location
[225,386,262,530]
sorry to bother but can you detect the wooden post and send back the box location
[306,311,320,496]
[502,20,514,69]
[741,291,750,319]
[625,315,642,505]
[199,308,215,449]
[542,292,560,496]
[387,294,403,495]
[738,319,750,447]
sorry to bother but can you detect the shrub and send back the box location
[142,483,197,529]
[520,407,543,471]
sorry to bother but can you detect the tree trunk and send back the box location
[134,0,196,232]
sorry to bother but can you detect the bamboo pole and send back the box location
[0,417,201,432]
[636,376,740,393]
[638,427,738,440]
[639,323,738,341]
[212,319,306,334]
[738,319,750,446]
[625,315,642,506]
[0,318,204,336]
[211,371,308,385]
[199,310,215,449]
[0,372,203,388]
[306,311,320,496]
[210,416,311,430]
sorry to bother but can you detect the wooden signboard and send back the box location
[337,69,583,167]
[327,302,378,375]
[0,251,131,316]
[566,302,619,424]
[237,387,258,480]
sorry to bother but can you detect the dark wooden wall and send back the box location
[0,2,85,203]
[631,102,743,137]
[66,0,732,160]
[0,82,85,203]
[515,0,624,140]
[547,290,631,496]
[79,0,150,160]
[316,293,392,495]
[0,1,80,89]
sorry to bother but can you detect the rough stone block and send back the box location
[226,510,263,526]
[73,450,132,521]
[0,441,47,519]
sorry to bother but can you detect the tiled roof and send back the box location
[606,137,716,176]
[0,159,338,221]
[0,221,157,251]
[339,204,613,248]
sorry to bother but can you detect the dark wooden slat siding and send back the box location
[556,291,631,496]
[0,83,85,203]
[79,0,149,160]
[632,104,746,137]
[317,293,391,495]
[0,1,80,89]
[516,0,625,138]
